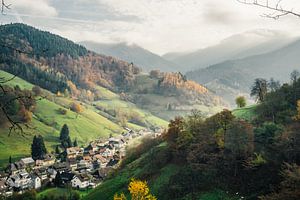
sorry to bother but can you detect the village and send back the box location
[0,128,162,197]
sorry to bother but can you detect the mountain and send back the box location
[79,41,180,72]
[0,23,225,163]
[186,39,300,105]
[164,30,295,72]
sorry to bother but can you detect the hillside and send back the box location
[0,23,224,167]
[0,23,224,121]
[80,41,180,72]
[164,30,294,73]
[186,39,300,105]
[0,70,167,168]
[86,76,300,200]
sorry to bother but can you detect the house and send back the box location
[93,155,108,168]
[92,168,110,181]
[66,147,84,159]
[60,172,75,184]
[30,175,41,189]
[20,157,35,167]
[53,162,68,173]
[35,154,56,168]
[5,162,24,175]
[108,138,125,149]
[86,143,98,152]
[6,170,32,190]
[47,168,57,181]
[71,174,90,189]
[33,168,48,181]
[0,180,7,195]
[106,157,120,168]
[67,158,78,171]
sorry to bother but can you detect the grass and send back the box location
[84,143,179,200]
[37,187,90,199]
[0,70,168,168]
[233,105,257,121]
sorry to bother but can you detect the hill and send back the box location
[0,23,224,167]
[80,41,180,72]
[0,69,167,168]
[86,76,300,200]
[0,23,224,121]
[186,39,300,105]
[164,30,294,73]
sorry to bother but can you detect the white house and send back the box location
[31,175,41,189]
[71,174,90,189]
[6,171,32,190]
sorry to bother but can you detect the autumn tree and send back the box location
[294,100,300,121]
[251,78,268,102]
[70,102,83,118]
[235,96,247,108]
[114,179,156,200]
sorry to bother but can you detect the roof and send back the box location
[76,174,91,182]
[20,157,35,164]
[61,172,75,181]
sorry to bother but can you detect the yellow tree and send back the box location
[295,100,300,120]
[114,179,156,200]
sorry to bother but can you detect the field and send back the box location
[233,105,257,121]
[0,70,167,168]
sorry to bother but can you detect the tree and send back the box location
[8,156,12,164]
[236,96,247,108]
[238,0,300,19]
[294,100,300,121]
[251,78,268,102]
[31,135,47,160]
[59,124,72,148]
[114,179,156,200]
[32,85,42,96]
[73,139,78,147]
[225,120,254,176]
[54,171,63,187]
[268,78,281,92]
[55,145,61,155]
[70,102,83,118]
[291,70,300,83]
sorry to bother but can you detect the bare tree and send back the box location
[1,0,11,14]
[237,0,300,19]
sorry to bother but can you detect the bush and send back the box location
[58,108,68,115]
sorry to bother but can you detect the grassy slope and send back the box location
[85,142,238,200]
[129,75,223,120]
[0,70,167,168]
[85,143,180,200]
[233,105,257,121]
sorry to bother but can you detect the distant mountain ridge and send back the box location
[186,38,300,105]
[164,30,296,72]
[80,41,180,72]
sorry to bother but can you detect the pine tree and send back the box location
[31,135,47,160]
[73,139,78,147]
[9,156,12,164]
[55,146,61,155]
[54,171,63,187]
[60,124,69,141]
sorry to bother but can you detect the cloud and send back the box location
[3,0,300,54]
[12,0,57,17]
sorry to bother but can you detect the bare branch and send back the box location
[1,0,11,14]
[237,0,300,19]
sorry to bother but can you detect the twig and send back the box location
[237,0,300,19]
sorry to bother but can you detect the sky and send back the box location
[1,0,300,55]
